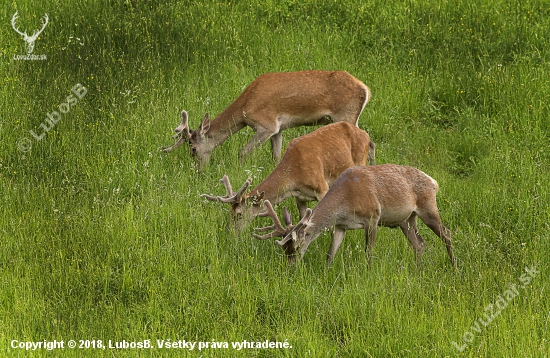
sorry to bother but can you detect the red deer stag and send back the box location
[201,122,375,231]
[255,165,457,268]
[162,70,371,169]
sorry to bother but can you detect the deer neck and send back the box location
[295,205,339,257]
[205,105,247,148]
[306,205,339,238]
[247,170,295,206]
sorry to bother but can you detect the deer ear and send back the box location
[303,208,313,222]
[199,113,210,137]
[250,191,265,205]
[282,207,292,226]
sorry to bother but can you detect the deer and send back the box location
[200,121,375,231]
[11,12,49,54]
[254,164,457,269]
[162,70,371,170]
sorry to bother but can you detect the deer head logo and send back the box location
[11,12,49,54]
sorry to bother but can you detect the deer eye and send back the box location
[191,147,197,155]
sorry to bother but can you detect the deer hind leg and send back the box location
[399,213,426,268]
[418,209,457,268]
[330,98,368,127]
[239,126,278,162]
[326,227,346,267]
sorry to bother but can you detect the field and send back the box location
[1,0,549,356]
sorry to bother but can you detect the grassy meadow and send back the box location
[1,0,549,356]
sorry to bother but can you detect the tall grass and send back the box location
[1,0,549,356]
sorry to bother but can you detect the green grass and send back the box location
[1,0,549,356]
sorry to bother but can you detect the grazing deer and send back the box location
[11,12,49,54]
[255,165,457,268]
[162,70,371,169]
[201,122,375,231]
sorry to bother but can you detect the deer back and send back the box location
[193,71,370,143]
[233,70,369,128]
[243,122,372,205]
[311,165,440,228]
[277,121,371,189]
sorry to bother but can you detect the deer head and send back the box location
[11,12,49,54]
[201,175,264,231]
[163,111,213,169]
[187,113,212,165]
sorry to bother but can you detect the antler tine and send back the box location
[275,234,294,246]
[200,175,251,204]
[217,177,251,203]
[219,175,234,198]
[253,200,288,240]
[200,193,219,202]
[199,175,232,202]
[234,178,251,200]
[173,110,191,139]
[181,110,191,137]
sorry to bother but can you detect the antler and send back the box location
[201,175,251,203]
[275,208,312,246]
[173,110,191,139]
[253,200,294,240]
[162,110,191,152]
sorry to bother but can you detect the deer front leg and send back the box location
[239,127,277,162]
[295,198,309,218]
[270,130,283,161]
[368,140,376,165]
[326,227,346,267]
[365,217,379,268]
